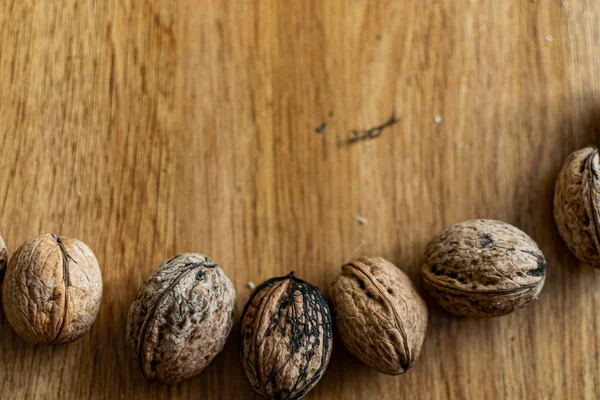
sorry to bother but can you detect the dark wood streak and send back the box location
[348,114,399,143]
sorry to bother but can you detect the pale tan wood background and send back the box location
[0,1,598,399]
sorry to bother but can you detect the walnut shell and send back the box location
[2,234,102,343]
[126,253,236,383]
[554,146,600,267]
[0,233,7,288]
[330,257,428,375]
[421,219,546,317]
[240,272,333,400]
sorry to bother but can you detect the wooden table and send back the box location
[0,1,598,399]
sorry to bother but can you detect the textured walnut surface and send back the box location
[2,234,103,343]
[554,146,600,267]
[421,219,546,317]
[330,257,428,375]
[126,253,236,383]
[240,272,333,400]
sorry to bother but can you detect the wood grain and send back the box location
[0,1,598,399]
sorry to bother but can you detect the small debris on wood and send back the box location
[376,34,382,41]
[545,35,553,42]
[77,191,82,197]
[315,122,327,133]
[348,114,399,143]
[247,281,256,290]
[346,240,367,262]
[355,215,368,225]
[434,115,442,124]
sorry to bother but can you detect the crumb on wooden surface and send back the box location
[545,35,553,42]
[355,215,368,225]
[247,281,256,290]
[434,115,442,124]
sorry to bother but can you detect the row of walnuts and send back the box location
[0,146,597,399]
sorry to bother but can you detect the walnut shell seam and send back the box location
[343,259,412,369]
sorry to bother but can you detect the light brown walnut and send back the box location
[126,253,236,383]
[421,219,546,317]
[240,272,333,400]
[330,257,428,375]
[554,146,600,267]
[2,234,103,343]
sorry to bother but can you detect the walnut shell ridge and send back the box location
[421,219,546,317]
[126,253,236,383]
[554,146,600,267]
[240,272,333,400]
[330,257,428,375]
[2,234,103,343]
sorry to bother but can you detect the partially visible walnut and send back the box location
[240,272,333,400]
[0,234,7,288]
[554,146,600,267]
[330,257,428,375]
[127,253,236,383]
[421,219,546,317]
[2,234,103,343]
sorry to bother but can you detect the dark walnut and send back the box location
[330,257,428,375]
[0,233,7,288]
[421,219,546,317]
[240,272,333,400]
[2,234,103,343]
[554,146,600,267]
[126,253,236,383]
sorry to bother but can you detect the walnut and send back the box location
[240,272,333,400]
[0,233,7,288]
[554,146,600,267]
[2,234,102,343]
[330,257,428,375]
[126,253,236,383]
[421,219,546,317]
